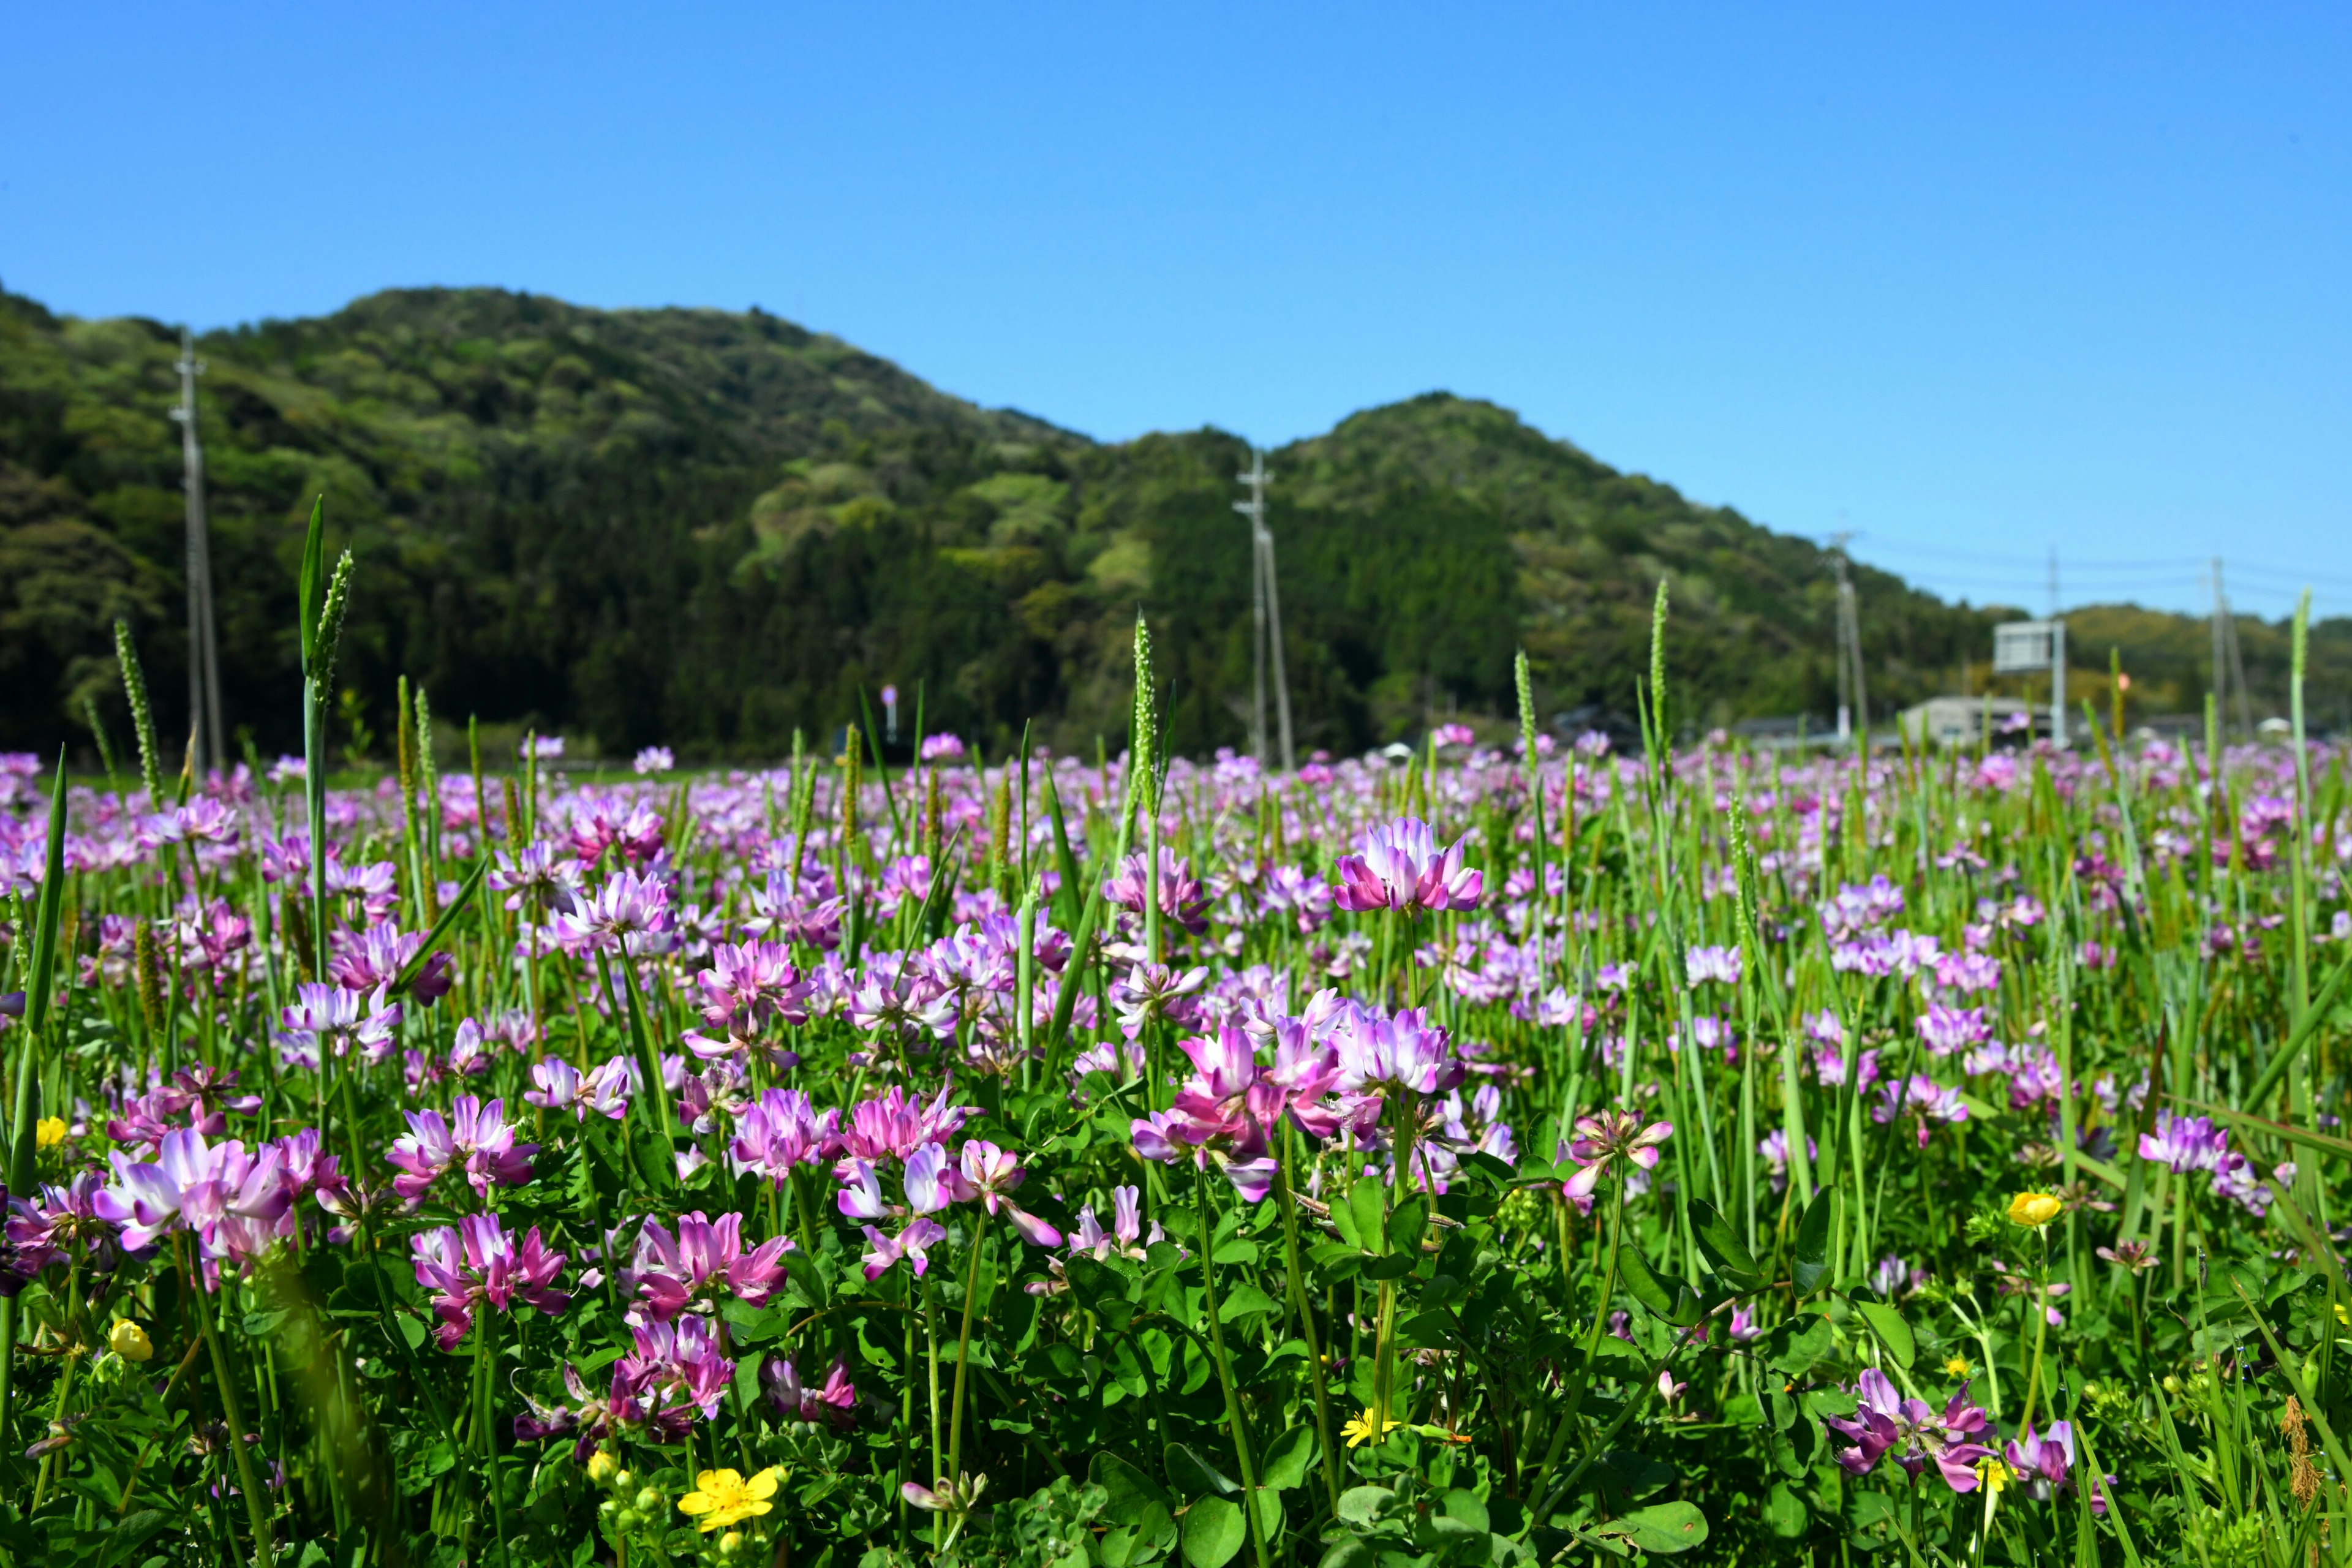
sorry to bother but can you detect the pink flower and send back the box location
[1331,817,1482,914]
[1333,1006,1465,1097]
[627,1211,792,1321]
[859,1218,949,1281]
[731,1089,831,1182]
[1825,1370,1993,1492]
[94,1128,292,1265]
[409,1213,570,1349]
[956,1141,1063,1246]
[1561,1110,1673,1200]
[764,1355,858,1426]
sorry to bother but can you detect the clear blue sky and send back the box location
[7,1,2348,619]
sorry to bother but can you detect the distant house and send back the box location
[1900,695,2032,748]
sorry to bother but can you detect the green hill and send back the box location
[2,284,2342,761]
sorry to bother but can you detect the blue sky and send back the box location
[6,1,2348,619]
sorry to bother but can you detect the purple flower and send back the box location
[1685,944,1742,987]
[94,1129,292,1268]
[957,1141,1064,1246]
[2139,1110,2226,1174]
[1333,1005,1464,1097]
[1332,817,1482,914]
[1825,1370,1994,1492]
[1100,848,1211,934]
[694,940,808,1038]
[764,1355,857,1426]
[731,1088,831,1182]
[409,1213,570,1349]
[0,1185,64,1295]
[549,870,673,956]
[1561,1110,1673,1200]
[1915,1005,1990,1057]
[858,1218,949,1281]
[386,1096,537,1203]
[627,1211,791,1320]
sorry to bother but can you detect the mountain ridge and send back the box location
[3,283,2340,758]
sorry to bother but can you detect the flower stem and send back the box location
[184,1235,274,1568]
[946,1208,990,1485]
[1274,1126,1343,1512]
[1194,1164,1272,1568]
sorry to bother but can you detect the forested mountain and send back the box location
[2,284,2341,762]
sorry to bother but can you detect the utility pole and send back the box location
[1828,533,1866,751]
[170,327,225,774]
[2047,546,2067,750]
[1234,451,1294,772]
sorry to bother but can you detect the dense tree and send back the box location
[4,285,2339,763]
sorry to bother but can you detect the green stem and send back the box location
[946,1207,990,1485]
[1274,1126,1343,1512]
[1194,1165,1272,1568]
[184,1235,275,1568]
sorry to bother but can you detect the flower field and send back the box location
[2,519,2348,1567]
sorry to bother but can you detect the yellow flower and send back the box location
[2334,1300,2349,1329]
[34,1117,65,1149]
[1341,1407,1404,1449]
[1943,1355,1974,1379]
[1976,1457,2011,1495]
[586,1450,619,1485]
[2007,1192,2063,1228]
[109,1319,153,1363]
[677,1468,780,1534]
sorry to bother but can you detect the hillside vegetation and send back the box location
[3,284,2341,759]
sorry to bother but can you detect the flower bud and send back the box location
[635,1487,663,1513]
[587,1450,619,1485]
[719,1535,745,1559]
[109,1319,154,1362]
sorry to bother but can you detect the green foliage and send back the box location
[0,284,2190,766]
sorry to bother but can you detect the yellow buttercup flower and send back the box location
[34,1117,66,1149]
[1943,1355,1974,1379]
[1341,1407,1404,1449]
[109,1319,153,1362]
[677,1468,780,1533]
[1976,1457,2011,1495]
[2007,1192,2063,1228]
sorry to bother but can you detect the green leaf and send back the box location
[1316,1536,1375,1568]
[1616,1244,1702,1325]
[1307,1242,1363,1279]
[1259,1427,1316,1492]
[1398,1310,1458,1349]
[1439,1490,1488,1531]
[1853,1300,1915,1370]
[1219,1283,1278,1323]
[1687,1199,1764,1291]
[388,856,488,996]
[1164,1441,1236,1498]
[1763,1313,1835,1376]
[1358,1253,1417,1282]
[1181,1496,1246,1568]
[297,496,325,673]
[1762,1482,1810,1539]
[1386,1196,1428,1252]
[1093,1452,1177,1531]
[1608,1500,1709,1555]
[1348,1178,1385,1253]
[1591,1449,1675,1504]
[781,1248,829,1308]
[1336,1486,1395,1527]
[1792,1196,1834,1297]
